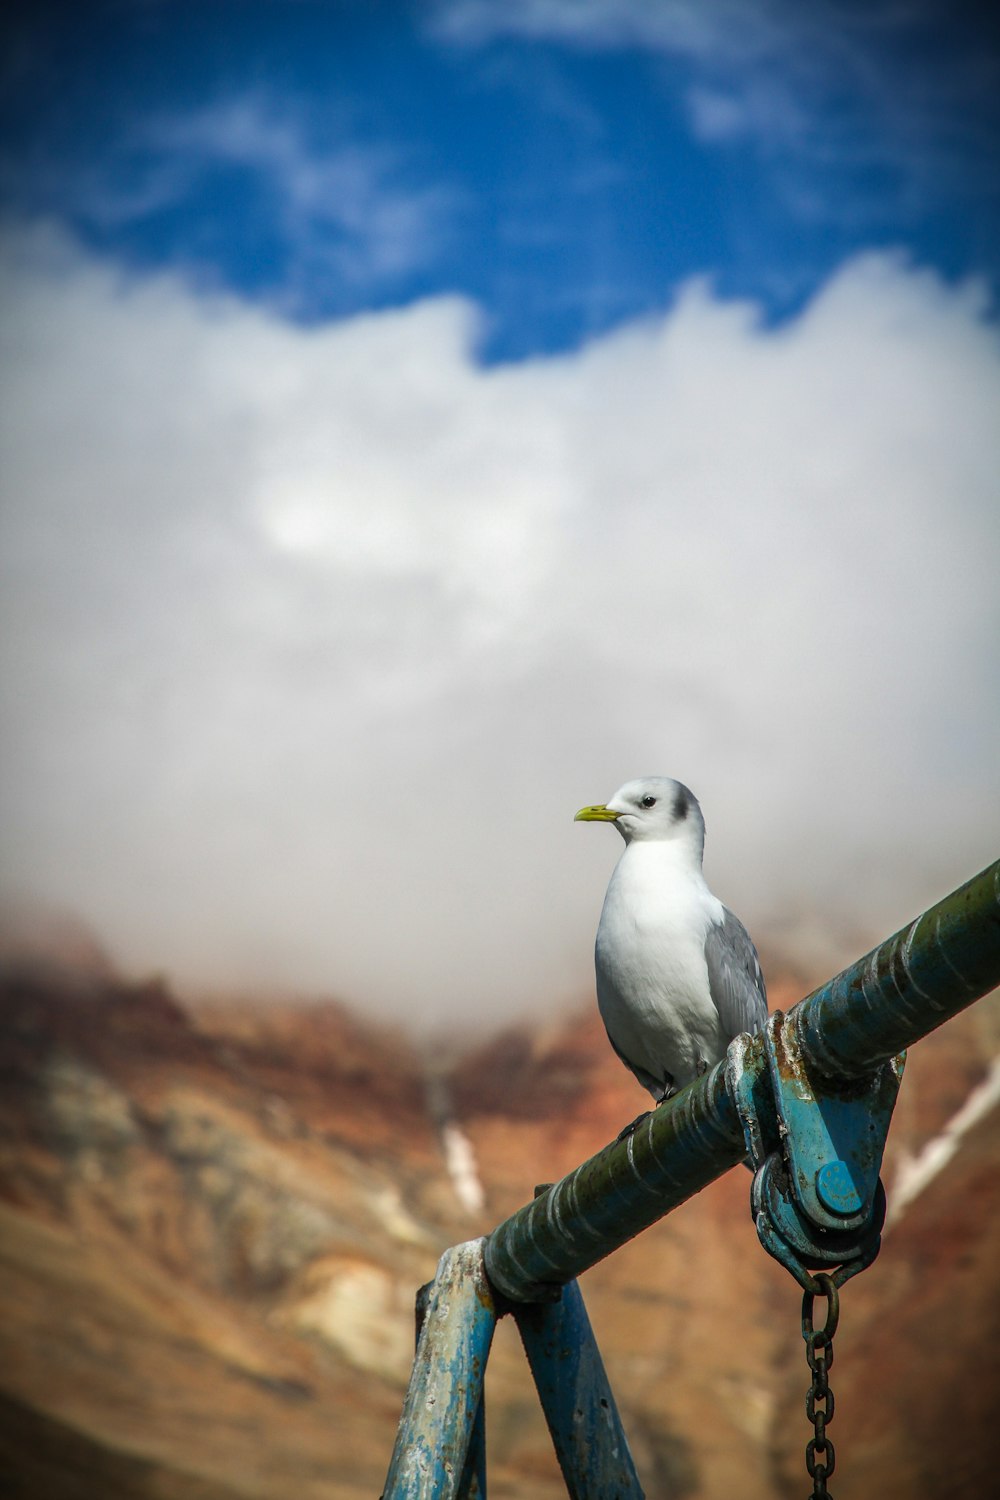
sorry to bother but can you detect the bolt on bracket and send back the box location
[727,1012,905,1292]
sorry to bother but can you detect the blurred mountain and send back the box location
[0,957,996,1499]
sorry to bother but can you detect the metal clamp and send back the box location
[727,1013,904,1293]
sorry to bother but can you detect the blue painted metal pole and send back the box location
[514,1279,645,1499]
[486,859,1000,1304]
[415,1280,487,1498]
[383,1240,497,1499]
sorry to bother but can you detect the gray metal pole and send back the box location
[485,859,1000,1304]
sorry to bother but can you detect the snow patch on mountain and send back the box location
[888,1054,1000,1225]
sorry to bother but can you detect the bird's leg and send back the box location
[696,1057,709,1077]
[616,1075,677,1141]
[615,1111,651,1142]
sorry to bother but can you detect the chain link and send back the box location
[801,1272,839,1498]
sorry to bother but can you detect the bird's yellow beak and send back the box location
[574,803,620,822]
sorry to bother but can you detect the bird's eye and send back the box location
[640,795,657,808]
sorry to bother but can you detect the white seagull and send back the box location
[576,777,767,1122]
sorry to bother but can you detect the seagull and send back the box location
[576,777,767,1128]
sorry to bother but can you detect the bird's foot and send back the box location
[615,1111,651,1142]
[656,1079,677,1104]
[696,1057,709,1077]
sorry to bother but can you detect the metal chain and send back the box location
[801,1272,839,1498]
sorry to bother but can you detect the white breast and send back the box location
[595,841,726,1092]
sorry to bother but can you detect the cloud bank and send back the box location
[1,223,997,1026]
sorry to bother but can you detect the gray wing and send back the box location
[704,906,768,1042]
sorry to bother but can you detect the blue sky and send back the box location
[3,0,999,359]
[1,2,998,1021]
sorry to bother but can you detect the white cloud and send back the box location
[431,0,784,58]
[431,1,1000,216]
[145,94,455,286]
[1,223,998,1025]
[685,86,751,143]
[11,90,455,305]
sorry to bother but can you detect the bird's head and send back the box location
[575,777,705,855]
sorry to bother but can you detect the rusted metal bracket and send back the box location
[727,1012,904,1292]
